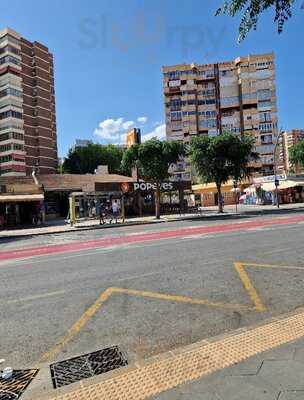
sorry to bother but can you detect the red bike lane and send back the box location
[0,214,303,262]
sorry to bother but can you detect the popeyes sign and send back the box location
[134,182,173,191]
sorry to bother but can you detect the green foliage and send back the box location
[189,132,256,186]
[289,141,304,168]
[121,138,184,183]
[121,138,184,219]
[216,0,295,42]
[63,144,124,174]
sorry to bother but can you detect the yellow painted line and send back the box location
[110,287,251,311]
[40,287,114,362]
[234,262,266,312]
[40,285,254,362]
[242,262,304,271]
[7,290,66,304]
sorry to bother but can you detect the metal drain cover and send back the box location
[0,369,38,400]
[50,346,128,388]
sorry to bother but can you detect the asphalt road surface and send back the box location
[1,212,304,369]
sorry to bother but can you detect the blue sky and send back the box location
[1,0,304,157]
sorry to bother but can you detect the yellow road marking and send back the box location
[42,261,302,362]
[111,287,250,311]
[40,287,113,362]
[7,290,66,304]
[242,262,304,271]
[40,286,254,362]
[234,262,266,312]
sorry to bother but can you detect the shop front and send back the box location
[115,181,192,216]
[192,180,249,207]
[0,193,44,227]
[244,175,304,205]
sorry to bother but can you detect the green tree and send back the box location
[188,132,257,212]
[63,144,124,174]
[121,138,184,219]
[216,0,296,42]
[289,141,304,174]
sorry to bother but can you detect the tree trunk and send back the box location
[217,184,223,213]
[155,185,161,219]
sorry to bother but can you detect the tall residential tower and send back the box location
[163,53,278,179]
[0,28,57,176]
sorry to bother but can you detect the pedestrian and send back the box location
[0,214,4,228]
[112,199,120,224]
[99,202,106,225]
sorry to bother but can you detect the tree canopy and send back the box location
[216,0,296,42]
[289,140,304,171]
[188,132,257,212]
[121,138,184,218]
[63,144,124,174]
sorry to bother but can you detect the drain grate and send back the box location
[50,346,128,388]
[0,369,38,400]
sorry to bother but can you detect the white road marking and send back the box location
[6,290,65,304]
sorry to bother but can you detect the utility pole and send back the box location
[273,129,284,208]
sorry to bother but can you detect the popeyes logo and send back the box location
[121,182,130,193]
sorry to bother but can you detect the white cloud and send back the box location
[94,117,135,144]
[142,123,166,142]
[122,120,134,130]
[137,116,148,124]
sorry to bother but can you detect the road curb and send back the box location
[22,305,304,400]
[0,206,303,240]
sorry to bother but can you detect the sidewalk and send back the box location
[1,203,304,239]
[24,306,304,400]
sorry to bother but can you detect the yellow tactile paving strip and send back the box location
[46,308,304,400]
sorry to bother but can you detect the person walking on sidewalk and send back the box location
[112,200,120,224]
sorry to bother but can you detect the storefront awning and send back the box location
[261,180,304,192]
[0,194,44,202]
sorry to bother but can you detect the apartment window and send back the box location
[0,55,20,66]
[222,110,233,117]
[0,154,12,163]
[259,112,271,122]
[257,89,271,101]
[197,99,216,106]
[182,90,196,95]
[258,100,272,109]
[170,111,182,121]
[0,110,22,120]
[259,122,273,132]
[13,143,24,151]
[0,132,10,141]
[0,87,23,98]
[0,124,23,131]
[0,45,20,56]
[0,143,11,152]
[261,134,273,144]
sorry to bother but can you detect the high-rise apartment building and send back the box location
[0,27,57,176]
[162,53,278,179]
[279,129,304,174]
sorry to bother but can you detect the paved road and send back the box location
[1,212,304,370]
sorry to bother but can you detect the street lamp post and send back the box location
[273,129,284,209]
[233,180,238,213]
